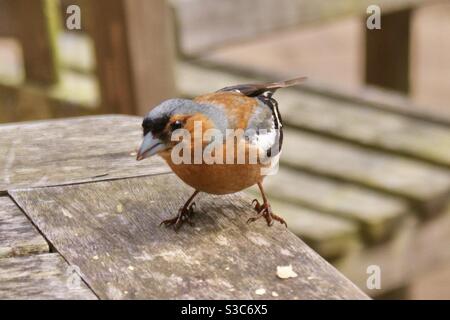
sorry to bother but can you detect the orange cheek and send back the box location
[184,113,216,147]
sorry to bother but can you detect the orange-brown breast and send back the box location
[194,92,259,130]
[160,143,268,195]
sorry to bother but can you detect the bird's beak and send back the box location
[136,134,166,161]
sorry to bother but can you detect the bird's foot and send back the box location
[247,199,287,227]
[160,202,196,231]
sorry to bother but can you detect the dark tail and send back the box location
[265,76,308,90]
[218,76,307,97]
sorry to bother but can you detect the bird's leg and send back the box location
[247,182,287,227]
[160,190,199,231]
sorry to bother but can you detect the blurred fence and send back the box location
[0,0,175,122]
[0,0,435,123]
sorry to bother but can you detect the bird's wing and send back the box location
[194,91,260,130]
[194,77,306,157]
[215,76,305,130]
[194,91,282,157]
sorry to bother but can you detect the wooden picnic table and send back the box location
[0,115,368,299]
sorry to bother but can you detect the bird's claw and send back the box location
[251,199,261,211]
[160,202,196,231]
[247,201,287,227]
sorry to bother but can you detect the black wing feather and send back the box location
[218,77,306,157]
[217,76,306,97]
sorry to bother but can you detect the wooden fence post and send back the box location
[0,0,16,37]
[87,0,176,115]
[14,0,60,85]
[365,9,412,93]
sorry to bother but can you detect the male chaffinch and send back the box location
[137,77,306,230]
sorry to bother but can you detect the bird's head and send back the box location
[136,98,225,161]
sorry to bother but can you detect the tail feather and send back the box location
[218,76,307,97]
[266,76,308,89]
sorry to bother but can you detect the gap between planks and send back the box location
[0,195,49,258]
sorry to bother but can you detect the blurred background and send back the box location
[0,0,449,299]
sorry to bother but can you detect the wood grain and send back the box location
[0,253,97,299]
[260,168,408,243]
[0,196,49,258]
[278,89,450,168]
[0,115,171,193]
[337,207,450,295]
[10,174,368,299]
[282,129,450,214]
[245,193,360,260]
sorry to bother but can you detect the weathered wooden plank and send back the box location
[245,191,360,259]
[172,0,426,54]
[277,89,450,168]
[282,129,450,214]
[0,253,97,299]
[365,9,411,93]
[87,0,176,115]
[0,115,170,193]
[0,196,49,258]
[336,206,450,295]
[269,201,359,260]
[178,62,450,168]
[10,174,369,299]
[259,168,408,243]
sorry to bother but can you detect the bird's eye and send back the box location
[170,120,183,131]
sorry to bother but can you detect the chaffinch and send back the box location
[137,77,306,230]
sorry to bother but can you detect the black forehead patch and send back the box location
[142,115,170,136]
